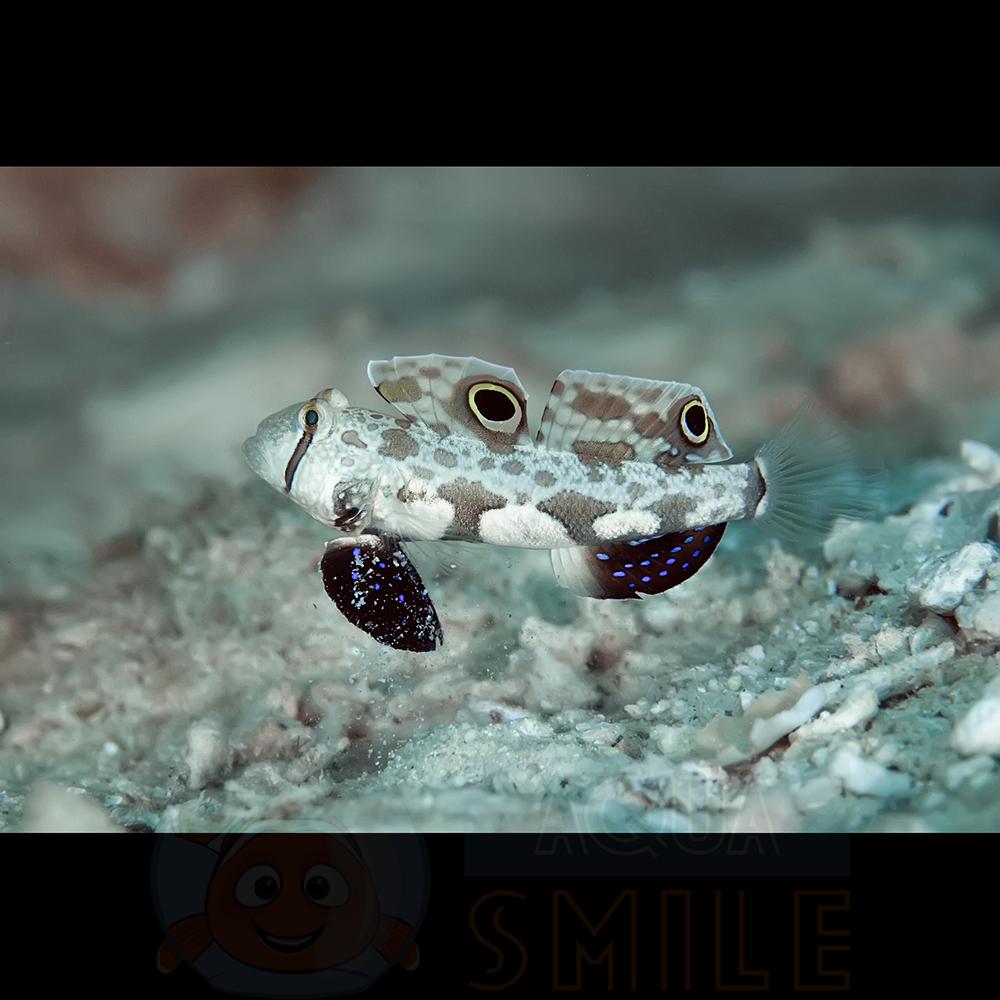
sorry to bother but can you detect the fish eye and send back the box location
[679,399,710,445]
[234,864,282,907]
[302,864,350,907]
[301,405,321,431]
[468,382,522,432]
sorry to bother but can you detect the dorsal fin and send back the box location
[367,354,532,454]
[320,534,443,652]
[536,370,732,468]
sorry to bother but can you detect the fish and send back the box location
[242,354,882,652]
[156,833,420,974]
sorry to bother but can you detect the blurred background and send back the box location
[3,166,1000,602]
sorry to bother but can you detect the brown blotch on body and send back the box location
[552,379,566,397]
[537,491,616,545]
[571,388,631,420]
[479,457,496,470]
[534,469,557,487]
[378,428,419,460]
[502,459,525,475]
[646,494,699,532]
[429,422,451,438]
[395,417,415,429]
[341,430,368,449]
[434,448,458,468]
[419,366,442,378]
[377,376,422,403]
[572,439,637,468]
[437,478,508,538]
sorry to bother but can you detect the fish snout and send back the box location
[242,428,283,491]
[242,431,264,476]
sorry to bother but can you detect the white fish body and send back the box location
[242,354,880,651]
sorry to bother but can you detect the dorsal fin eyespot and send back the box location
[468,382,521,431]
[367,355,532,453]
[679,398,710,444]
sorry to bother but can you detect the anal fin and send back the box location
[550,524,726,599]
[320,535,444,652]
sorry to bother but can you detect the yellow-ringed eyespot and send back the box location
[301,404,321,432]
[468,382,522,433]
[679,399,710,445]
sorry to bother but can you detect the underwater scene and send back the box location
[2,166,1000,833]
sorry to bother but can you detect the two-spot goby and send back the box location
[242,354,882,651]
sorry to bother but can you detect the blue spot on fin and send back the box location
[320,535,443,652]
[583,523,728,600]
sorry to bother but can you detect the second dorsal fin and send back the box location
[536,369,732,469]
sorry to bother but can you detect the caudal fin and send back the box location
[753,398,885,545]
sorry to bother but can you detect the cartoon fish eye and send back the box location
[234,864,283,907]
[300,404,322,432]
[468,382,522,433]
[302,864,350,907]
[679,399,710,445]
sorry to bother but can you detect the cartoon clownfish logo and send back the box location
[153,832,425,996]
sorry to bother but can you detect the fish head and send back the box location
[242,387,353,514]
[204,833,380,971]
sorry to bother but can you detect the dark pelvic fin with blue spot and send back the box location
[550,524,727,599]
[319,534,443,652]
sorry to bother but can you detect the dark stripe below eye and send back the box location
[284,431,314,493]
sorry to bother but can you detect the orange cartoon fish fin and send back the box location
[156,913,214,973]
[373,913,420,970]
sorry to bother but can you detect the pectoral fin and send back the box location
[320,534,444,652]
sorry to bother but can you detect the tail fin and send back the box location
[753,398,885,545]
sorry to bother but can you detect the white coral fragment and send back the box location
[908,542,998,614]
[952,675,1000,757]
[694,672,826,766]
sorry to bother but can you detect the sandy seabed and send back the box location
[2,172,1000,833]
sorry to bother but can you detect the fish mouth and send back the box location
[242,433,273,485]
[241,433,261,471]
[255,927,323,952]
